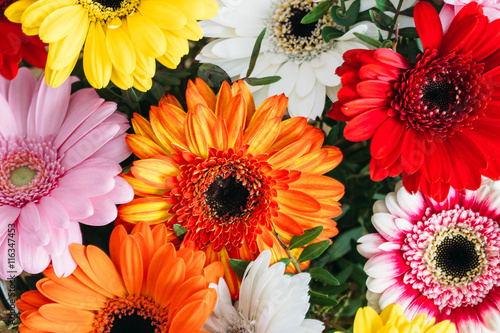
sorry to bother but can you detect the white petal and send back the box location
[295,62,316,98]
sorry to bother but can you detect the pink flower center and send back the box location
[0,138,64,208]
[402,205,500,312]
[393,49,491,138]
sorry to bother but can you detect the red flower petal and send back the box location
[344,107,389,141]
[414,1,443,51]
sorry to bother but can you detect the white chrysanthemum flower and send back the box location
[196,0,369,119]
[203,250,324,333]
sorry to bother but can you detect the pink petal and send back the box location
[396,186,426,221]
[7,68,37,136]
[379,280,408,309]
[89,133,132,163]
[60,123,121,169]
[476,292,500,331]
[404,295,438,322]
[57,159,121,197]
[364,252,408,279]
[451,306,483,333]
[18,202,40,233]
[357,233,386,258]
[18,203,51,247]
[38,196,70,229]
[0,94,18,138]
[103,176,134,204]
[45,226,69,257]
[53,88,104,149]
[79,197,117,226]
[366,276,397,293]
[439,4,456,34]
[49,187,94,220]
[50,222,80,277]
[27,73,78,139]
[57,101,117,155]
[18,234,50,274]
[0,205,20,230]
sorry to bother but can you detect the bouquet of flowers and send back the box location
[0,0,499,331]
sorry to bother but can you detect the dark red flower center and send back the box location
[393,49,490,137]
[168,148,276,253]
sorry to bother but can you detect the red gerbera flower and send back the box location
[0,0,46,80]
[329,1,500,201]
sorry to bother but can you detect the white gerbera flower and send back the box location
[196,0,369,119]
[202,250,324,333]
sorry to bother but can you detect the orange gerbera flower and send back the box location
[16,222,223,333]
[118,79,344,298]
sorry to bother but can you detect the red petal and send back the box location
[414,1,443,51]
[440,1,481,55]
[370,117,405,159]
[400,129,426,174]
[342,98,389,117]
[344,107,389,141]
[356,80,393,98]
[372,48,412,69]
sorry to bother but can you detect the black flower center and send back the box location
[422,79,456,113]
[288,8,317,38]
[434,234,481,280]
[109,313,156,333]
[93,0,123,9]
[205,175,250,220]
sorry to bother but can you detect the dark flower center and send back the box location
[93,0,123,9]
[288,8,317,38]
[205,175,250,220]
[393,49,490,137]
[434,234,481,280]
[109,313,156,333]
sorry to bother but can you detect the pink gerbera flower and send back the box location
[0,68,133,279]
[359,178,500,332]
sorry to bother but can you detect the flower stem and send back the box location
[387,0,404,40]
[273,227,302,273]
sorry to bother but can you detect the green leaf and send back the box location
[289,226,324,250]
[277,258,292,267]
[321,282,351,296]
[353,32,382,48]
[330,0,360,27]
[380,40,393,48]
[173,224,187,237]
[398,27,419,38]
[369,8,394,30]
[229,259,251,278]
[245,76,281,86]
[357,9,372,22]
[309,290,339,306]
[298,240,330,263]
[301,1,331,24]
[309,267,340,285]
[197,63,232,93]
[321,26,344,43]
[246,28,267,77]
[375,0,396,12]
[325,124,340,145]
[327,226,364,261]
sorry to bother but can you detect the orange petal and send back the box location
[232,80,256,127]
[307,146,343,174]
[246,95,287,136]
[109,224,128,271]
[221,94,246,150]
[157,102,188,147]
[131,222,155,260]
[119,236,144,295]
[24,310,91,333]
[289,174,345,200]
[118,197,172,224]
[273,212,305,235]
[169,293,217,332]
[266,138,312,170]
[17,290,51,312]
[215,81,232,117]
[267,117,308,153]
[185,111,208,158]
[213,117,229,151]
[203,261,224,285]
[168,276,206,316]
[71,266,115,299]
[126,134,168,159]
[194,78,217,111]
[149,107,176,154]
[244,117,281,155]
[120,173,165,196]
[193,103,217,148]
[154,258,186,307]
[151,224,176,251]
[131,113,154,140]
[146,243,177,296]
[36,279,106,311]
[131,158,180,189]
[186,84,209,111]
[38,303,94,327]
[275,189,321,213]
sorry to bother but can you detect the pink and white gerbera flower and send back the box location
[359,179,500,333]
[0,68,133,279]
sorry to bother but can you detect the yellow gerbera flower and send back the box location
[5,0,217,90]
[340,303,456,333]
[118,78,344,298]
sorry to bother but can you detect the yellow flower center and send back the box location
[270,0,335,61]
[78,0,140,24]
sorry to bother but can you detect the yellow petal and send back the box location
[83,22,112,89]
[106,26,136,75]
[353,307,384,333]
[46,13,88,70]
[21,0,73,35]
[171,20,203,40]
[118,197,172,224]
[131,158,180,189]
[127,11,166,57]
[111,68,134,90]
[4,0,36,24]
[39,5,83,43]
[45,54,79,88]
[138,0,187,30]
